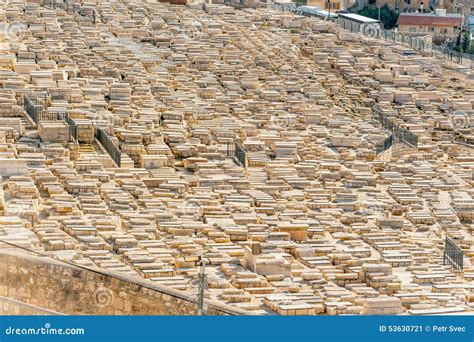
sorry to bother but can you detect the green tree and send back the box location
[453,30,471,53]
[358,4,399,30]
[461,30,471,53]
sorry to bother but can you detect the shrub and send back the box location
[358,4,399,30]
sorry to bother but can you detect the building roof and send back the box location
[338,13,379,24]
[298,6,338,18]
[397,13,463,27]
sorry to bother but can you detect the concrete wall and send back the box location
[306,0,344,10]
[0,118,23,135]
[398,24,455,36]
[0,250,249,315]
[0,296,63,315]
[0,159,28,177]
[38,121,69,143]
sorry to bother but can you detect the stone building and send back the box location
[304,0,352,11]
[397,11,463,37]
[355,0,465,12]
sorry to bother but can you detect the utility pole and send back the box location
[197,256,206,316]
[327,0,331,21]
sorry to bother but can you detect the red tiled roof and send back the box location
[397,15,463,27]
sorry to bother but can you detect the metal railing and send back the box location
[66,115,77,141]
[355,24,471,68]
[394,126,418,147]
[226,140,234,156]
[443,237,464,271]
[96,127,121,167]
[24,92,53,121]
[235,141,246,167]
[43,0,59,9]
[44,0,97,24]
[23,95,40,124]
[227,140,246,167]
[375,134,393,154]
[244,2,469,68]
[378,113,418,148]
[23,94,77,143]
[23,91,122,163]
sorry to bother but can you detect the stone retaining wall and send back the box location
[0,296,63,315]
[0,159,28,177]
[0,250,248,315]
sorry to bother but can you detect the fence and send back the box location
[43,1,97,23]
[23,91,123,162]
[24,93,75,126]
[23,95,40,125]
[378,113,418,148]
[271,3,296,11]
[23,93,53,122]
[235,142,246,167]
[394,127,418,147]
[66,115,77,141]
[356,24,471,68]
[443,237,464,271]
[375,134,393,155]
[24,104,78,143]
[377,30,428,51]
[43,0,64,9]
[240,2,470,68]
[227,140,246,167]
[96,127,121,167]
